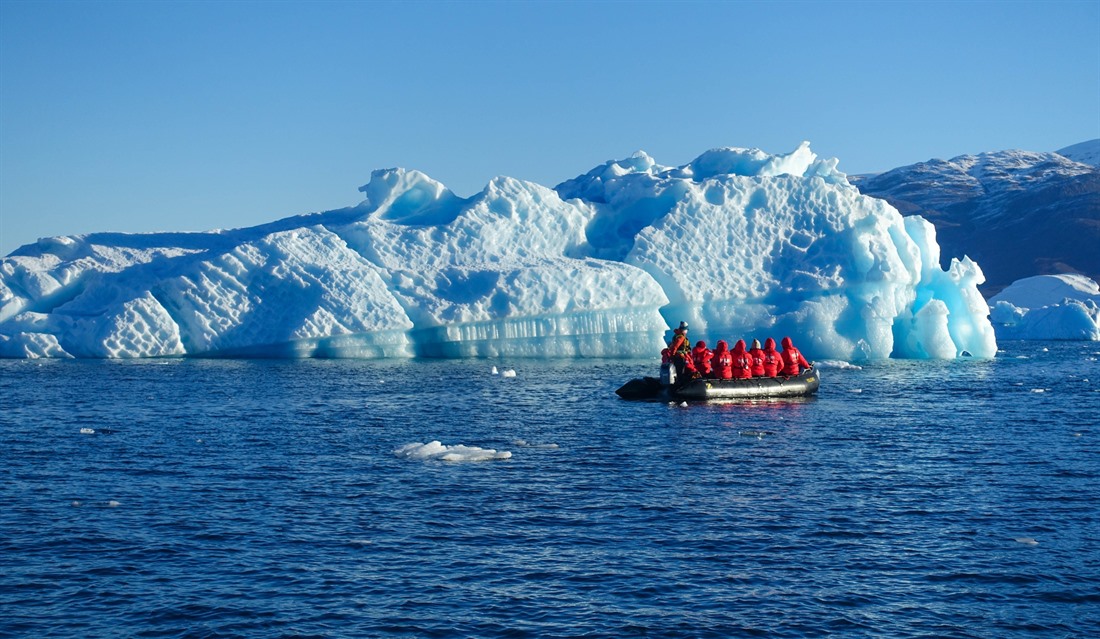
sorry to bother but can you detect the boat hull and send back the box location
[615,367,820,401]
[671,368,819,400]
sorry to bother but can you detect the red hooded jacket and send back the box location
[691,341,713,376]
[748,340,765,377]
[711,340,732,379]
[761,338,782,377]
[730,340,753,379]
[780,336,811,376]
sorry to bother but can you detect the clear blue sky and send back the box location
[2,0,1098,256]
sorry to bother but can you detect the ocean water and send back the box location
[1,341,1097,639]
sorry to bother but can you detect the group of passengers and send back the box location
[663,322,811,380]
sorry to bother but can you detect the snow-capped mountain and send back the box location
[1057,139,1100,167]
[851,143,1100,296]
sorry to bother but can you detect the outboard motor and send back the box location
[660,361,676,386]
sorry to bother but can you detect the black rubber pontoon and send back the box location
[616,365,820,401]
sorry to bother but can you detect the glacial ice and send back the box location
[0,142,999,360]
[394,441,512,462]
[989,274,1100,340]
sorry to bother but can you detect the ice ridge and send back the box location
[1,142,997,360]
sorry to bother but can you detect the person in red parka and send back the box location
[711,340,733,379]
[748,339,765,377]
[761,337,782,377]
[780,336,811,376]
[730,339,754,379]
[691,341,713,377]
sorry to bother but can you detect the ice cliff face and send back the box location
[1,142,998,360]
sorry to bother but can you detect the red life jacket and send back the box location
[711,340,732,379]
[762,350,782,377]
[780,336,810,376]
[691,343,713,375]
[730,340,753,379]
[749,347,765,377]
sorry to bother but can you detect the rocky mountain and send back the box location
[851,141,1100,296]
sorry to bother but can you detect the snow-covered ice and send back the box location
[1,142,999,360]
[989,274,1100,340]
[394,441,512,462]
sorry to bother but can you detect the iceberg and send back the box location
[0,142,998,360]
[989,274,1100,340]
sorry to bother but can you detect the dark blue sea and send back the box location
[1,341,1097,639]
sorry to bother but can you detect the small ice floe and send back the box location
[107,500,121,508]
[1030,388,1047,393]
[501,369,516,378]
[816,360,862,370]
[512,439,559,450]
[1074,433,1083,437]
[71,500,82,507]
[850,389,863,394]
[491,366,499,375]
[79,428,95,435]
[679,401,688,407]
[1014,537,1039,546]
[394,440,511,462]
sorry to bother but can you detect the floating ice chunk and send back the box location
[501,369,516,378]
[80,428,95,434]
[71,500,82,507]
[107,500,120,507]
[491,366,498,375]
[989,274,1100,341]
[394,440,511,461]
[850,388,863,393]
[512,439,559,449]
[1014,537,1039,546]
[679,401,688,407]
[1031,389,1047,393]
[816,360,862,370]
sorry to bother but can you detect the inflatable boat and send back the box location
[616,363,820,401]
